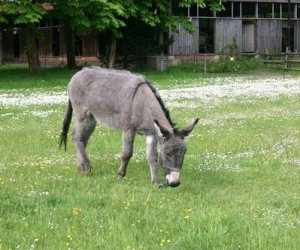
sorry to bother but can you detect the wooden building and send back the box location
[2,1,300,65]
[169,0,300,58]
[1,21,99,65]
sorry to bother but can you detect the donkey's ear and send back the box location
[179,118,199,138]
[154,120,171,139]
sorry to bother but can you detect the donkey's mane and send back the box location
[144,80,177,130]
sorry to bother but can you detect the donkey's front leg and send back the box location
[118,130,136,178]
[146,135,159,185]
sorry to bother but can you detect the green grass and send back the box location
[0,65,300,249]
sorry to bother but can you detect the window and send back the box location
[233,2,240,18]
[189,4,198,17]
[52,27,60,56]
[282,4,296,19]
[198,7,214,17]
[282,4,289,18]
[172,0,188,16]
[13,28,20,58]
[75,36,83,56]
[216,2,232,17]
[258,3,272,18]
[274,3,280,18]
[242,2,256,18]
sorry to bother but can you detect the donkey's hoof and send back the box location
[117,174,126,181]
[158,183,167,189]
[78,167,92,176]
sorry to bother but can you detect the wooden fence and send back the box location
[262,52,300,71]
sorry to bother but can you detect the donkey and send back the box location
[60,67,198,187]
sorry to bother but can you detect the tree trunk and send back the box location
[108,34,116,69]
[25,23,40,72]
[159,31,164,56]
[64,21,76,68]
[0,25,3,65]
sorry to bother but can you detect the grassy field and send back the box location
[0,65,300,249]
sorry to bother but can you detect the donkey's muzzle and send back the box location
[166,172,180,188]
[168,180,180,187]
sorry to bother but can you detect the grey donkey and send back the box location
[60,67,198,187]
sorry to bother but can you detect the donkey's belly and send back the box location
[90,107,130,130]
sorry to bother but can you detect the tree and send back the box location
[0,0,47,71]
[49,0,134,68]
[0,24,3,65]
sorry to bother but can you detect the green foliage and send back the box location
[0,0,47,24]
[170,59,264,73]
[222,36,240,56]
[206,59,263,73]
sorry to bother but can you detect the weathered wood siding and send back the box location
[295,21,300,53]
[242,23,255,52]
[39,29,52,57]
[2,31,14,58]
[83,33,98,56]
[214,19,242,54]
[169,19,199,55]
[257,20,282,53]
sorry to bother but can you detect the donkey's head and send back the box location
[154,119,199,188]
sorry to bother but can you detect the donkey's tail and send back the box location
[60,100,73,151]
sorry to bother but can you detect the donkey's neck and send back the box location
[152,111,174,132]
[143,81,175,133]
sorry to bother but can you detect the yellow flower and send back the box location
[72,207,81,215]
[160,239,167,246]
[67,235,72,241]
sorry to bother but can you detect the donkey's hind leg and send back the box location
[118,129,136,178]
[73,112,96,174]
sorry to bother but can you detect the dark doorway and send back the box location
[13,28,20,58]
[52,27,60,56]
[199,19,215,53]
[75,36,83,56]
[282,25,294,52]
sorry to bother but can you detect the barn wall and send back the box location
[242,23,256,52]
[295,21,300,53]
[214,19,242,54]
[169,18,199,55]
[257,20,282,53]
[83,33,98,56]
[39,29,52,57]
[2,31,14,58]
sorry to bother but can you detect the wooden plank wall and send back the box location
[39,29,52,57]
[2,31,14,58]
[295,21,300,53]
[214,19,242,54]
[257,20,282,53]
[169,18,199,55]
[242,23,255,52]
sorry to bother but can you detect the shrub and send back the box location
[169,59,263,74]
